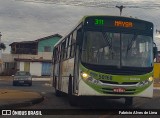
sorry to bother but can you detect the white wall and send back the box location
[30,62,42,76]
[20,62,24,71]
[17,62,20,70]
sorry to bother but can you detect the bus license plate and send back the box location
[113,88,125,93]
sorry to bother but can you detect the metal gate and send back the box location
[41,62,51,76]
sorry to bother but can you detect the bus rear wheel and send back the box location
[125,97,133,106]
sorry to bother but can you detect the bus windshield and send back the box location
[81,31,153,68]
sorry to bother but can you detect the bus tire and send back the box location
[68,74,77,106]
[125,97,133,106]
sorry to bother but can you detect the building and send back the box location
[0,34,62,76]
[154,51,160,79]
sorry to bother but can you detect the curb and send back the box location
[0,94,44,109]
[32,78,51,81]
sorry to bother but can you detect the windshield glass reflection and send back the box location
[81,31,153,68]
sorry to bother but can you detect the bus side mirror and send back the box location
[77,29,82,45]
[153,46,158,59]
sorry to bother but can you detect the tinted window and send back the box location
[15,72,31,76]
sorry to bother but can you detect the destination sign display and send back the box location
[114,20,133,28]
[94,19,133,28]
[84,16,152,30]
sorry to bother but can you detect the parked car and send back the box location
[12,71,32,86]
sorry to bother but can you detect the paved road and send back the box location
[1,77,160,117]
[0,79,52,93]
[22,88,160,109]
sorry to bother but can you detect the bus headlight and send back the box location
[81,72,101,85]
[81,72,89,80]
[138,77,153,87]
[148,76,153,82]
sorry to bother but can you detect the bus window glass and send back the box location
[70,33,76,57]
[61,41,66,60]
[58,45,61,62]
[67,36,72,58]
[122,35,153,67]
[82,31,120,66]
[72,30,77,44]
[81,31,153,68]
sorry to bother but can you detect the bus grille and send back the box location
[121,82,138,85]
[100,80,138,85]
[100,80,118,84]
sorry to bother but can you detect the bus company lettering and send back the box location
[130,78,140,81]
[99,74,112,80]
[90,72,112,80]
[115,21,133,28]
[90,72,98,78]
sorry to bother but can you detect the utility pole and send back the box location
[116,5,125,16]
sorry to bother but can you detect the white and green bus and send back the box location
[52,15,157,106]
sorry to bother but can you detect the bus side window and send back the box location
[70,31,77,57]
[70,41,75,58]
[54,47,58,63]
[64,38,68,59]
[53,49,55,63]
[69,34,73,58]
[72,29,77,43]
[58,45,61,62]
[61,40,66,60]
[67,35,72,59]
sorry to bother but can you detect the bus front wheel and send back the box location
[125,97,133,106]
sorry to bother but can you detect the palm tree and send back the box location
[0,43,6,50]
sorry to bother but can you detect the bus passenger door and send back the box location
[58,62,62,90]
[73,28,82,94]
[58,46,63,91]
[73,45,79,94]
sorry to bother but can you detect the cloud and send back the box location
[0,0,160,53]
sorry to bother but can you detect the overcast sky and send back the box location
[0,0,160,53]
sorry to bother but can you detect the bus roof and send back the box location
[54,15,153,47]
[81,15,153,24]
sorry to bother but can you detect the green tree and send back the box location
[0,43,6,50]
